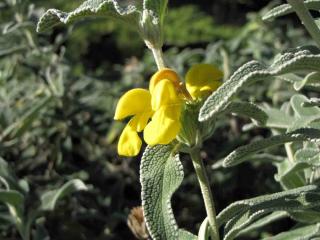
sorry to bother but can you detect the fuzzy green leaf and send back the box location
[1,96,53,141]
[238,211,288,237]
[223,102,268,126]
[0,190,24,226]
[144,0,168,23]
[217,185,320,240]
[266,223,320,240]
[275,161,308,189]
[289,95,320,131]
[199,47,320,122]
[41,179,87,211]
[289,207,320,224]
[140,145,196,240]
[263,106,295,129]
[263,0,320,21]
[36,0,140,32]
[223,128,320,167]
[198,217,213,240]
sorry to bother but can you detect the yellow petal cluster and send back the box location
[186,64,223,99]
[114,69,182,156]
[114,64,223,157]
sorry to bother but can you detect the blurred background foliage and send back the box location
[0,0,314,239]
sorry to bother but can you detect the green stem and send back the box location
[285,143,295,163]
[150,47,165,70]
[190,149,220,240]
[287,0,320,47]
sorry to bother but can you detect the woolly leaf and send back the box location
[238,211,288,237]
[275,161,308,189]
[36,0,140,32]
[41,179,87,211]
[263,0,320,21]
[140,145,196,240]
[223,128,320,167]
[198,217,213,240]
[263,106,294,129]
[223,102,268,126]
[289,207,320,224]
[0,190,24,227]
[289,95,320,131]
[303,97,320,107]
[199,47,320,122]
[217,185,320,240]
[143,0,168,23]
[267,223,320,240]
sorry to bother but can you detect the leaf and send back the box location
[289,95,320,131]
[275,161,308,189]
[140,145,196,240]
[1,96,53,141]
[217,185,320,240]
[199,47,320,122]
[0,158,26,192]
[40,179,87,211]
[223,128,320,167]
[223,102,268,126]
[36,0,140,32]
[266,223,320,240]
[295,148,320,167]
[263,106,295,129]
[263,0,320,21]
[0,190,24,226]
[238,211,288,237]
[143,0,168,23]
[291,95,320,117]
[293,72,320,90]
[289,207,320,223]
[198,217,213,240]
[303,97,320,107]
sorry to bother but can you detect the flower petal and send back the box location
[151,79,181,111]
[118,122,142,157]
[143,105,181,146]
[130,111,154,132]
[114,88,152,120]
[149,68,180,93]
[186,64,223,99]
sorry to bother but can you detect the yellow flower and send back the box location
[114,69,182,156]
[114,64,223,157]
[114,89,153,156]
[186,64,223,99]
[144,77,182,145]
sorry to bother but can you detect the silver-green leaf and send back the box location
[41,179,87,211]
[36,0,140,32]
[199,47,320,122]
[223,128,320,167]
[140,145,196,240]
[223,102,268,126]
[263,0,320,21]
[218,185,320,240]
[266,223,320,240]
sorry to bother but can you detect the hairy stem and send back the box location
[151,47,165,70]
[287,0,320,47]
[190,149,220,239]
